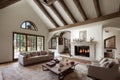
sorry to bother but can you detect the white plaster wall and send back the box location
[70,25,103,60]
[0,0,49,63]
[62,32,71,39]
[103,28,120,58]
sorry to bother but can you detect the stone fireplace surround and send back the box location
[71,41,96,60]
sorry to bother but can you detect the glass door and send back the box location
[13,33,26,59]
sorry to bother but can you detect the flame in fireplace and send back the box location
[79,49,89,53]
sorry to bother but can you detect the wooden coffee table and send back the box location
[42,61,78,80]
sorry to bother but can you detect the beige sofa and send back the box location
[88,58,120,80]
[18,51,54,66]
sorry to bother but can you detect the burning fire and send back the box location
[79,49,89,53]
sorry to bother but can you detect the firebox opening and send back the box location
[75,46,90,57]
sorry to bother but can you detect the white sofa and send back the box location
[87,58,120,80]
[18,51,54,66]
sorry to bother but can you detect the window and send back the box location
[51,38,57,49]
[21,21,37,31]
[13,32,44,59]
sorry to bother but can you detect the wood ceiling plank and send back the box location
[73,0,88,21]
[58,0,77,23]
[93,0,102,17]
[0,0,21,9]
[49,4,67,25]
[34,0,59,27]
[49,12,120,32]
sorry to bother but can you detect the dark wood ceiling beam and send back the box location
[49,4,67,25]
[34,0,59,27]
[49,12,120,32]
[93,0,102,17]
[73,0,88,21]
[0,0,21,9]
[58,0,77,23]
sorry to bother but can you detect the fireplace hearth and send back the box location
[75,46,90,57]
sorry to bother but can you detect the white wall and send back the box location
[70,25,103,60]
[103,28,120,58]
[0,0,49,63]
[62,32,71,39]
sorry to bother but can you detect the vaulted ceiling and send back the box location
[33,0,120,32]
[0,0,120,32]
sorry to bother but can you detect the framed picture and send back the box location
[79,31,87,41]
[104,36,116,49]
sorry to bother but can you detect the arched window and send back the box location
[21,21,38,31]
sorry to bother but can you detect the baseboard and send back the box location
[0,61,14,64]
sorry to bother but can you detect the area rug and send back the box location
[0,62,92,80]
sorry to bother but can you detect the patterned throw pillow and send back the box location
[99,58,108,65]
[100,60,112,68]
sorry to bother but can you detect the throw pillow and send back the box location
[20,53,28,58]
[100,60,112,68]
[37,52,41,56]
[99,58,108,65]
[30,52,37,56]
[41,51,48,55]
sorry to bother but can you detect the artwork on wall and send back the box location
[79,31,87,41]
[104,36,116,49]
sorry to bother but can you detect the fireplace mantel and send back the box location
[71,41,97,60]
[71,41,97,46]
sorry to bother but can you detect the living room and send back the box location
[0,0,120,80]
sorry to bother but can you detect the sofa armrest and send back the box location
[88,65,119,80]
[18,55,26,65]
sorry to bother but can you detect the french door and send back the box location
[13,32,44,60]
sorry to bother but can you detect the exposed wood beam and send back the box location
[73,0,88,21]
[93,0,102,17]
[34,0,59,27]
[49,4,67,25]
[40,0,57,6]
[58,0,77,23]
[49,12,120,32]
[0,0,21,9]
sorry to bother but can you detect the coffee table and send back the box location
[42,61,78,80]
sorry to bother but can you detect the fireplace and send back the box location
[75,46,90,57]
[71,41,96,60]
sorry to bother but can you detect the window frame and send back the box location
[20,21,38,31]
[13,32,45,60]
[51,38,57,49]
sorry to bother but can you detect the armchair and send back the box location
[87,58,120,80]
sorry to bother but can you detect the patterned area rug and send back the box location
[0,62,92,80]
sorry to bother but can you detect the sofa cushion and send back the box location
[41,51,48,55]
[36,52,41,56]
[20,53,28,58]
[48,51,54,55]
[26,53,31,58]
[30,52,37,56]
